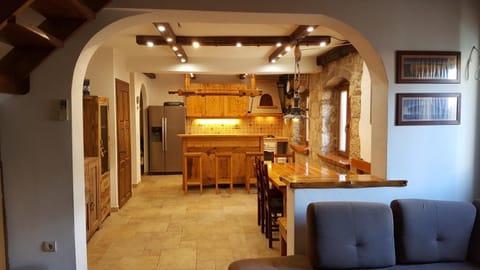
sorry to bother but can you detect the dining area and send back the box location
[252,151,408,256]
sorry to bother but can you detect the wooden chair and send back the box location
[262,163,284,248]
[350,158,371,174]
[273,152,295,163]
[255,158,265,233]
[215,152,233,193]
[245,152,263,193]
[183,152,203,194]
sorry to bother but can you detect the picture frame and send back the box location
[396,51,460,83]
[395,93,461,125]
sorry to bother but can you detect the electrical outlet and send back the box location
[41,241,57,252]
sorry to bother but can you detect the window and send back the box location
[337,86,350,156]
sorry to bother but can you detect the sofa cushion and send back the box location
[469,199,480,264]
[374,262,480,270]
[228,255,312,270]
[391,199,476,264]
[306,201,395,269]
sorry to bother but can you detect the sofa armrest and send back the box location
[468,199,480,264]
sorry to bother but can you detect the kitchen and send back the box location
[82,21,379,241]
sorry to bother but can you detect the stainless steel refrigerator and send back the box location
[148,104,185,173]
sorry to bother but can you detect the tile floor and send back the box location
[87,174,279,270]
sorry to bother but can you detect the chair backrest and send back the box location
[350,158,371,174]
[273,152,295,163]
[306,201,395,269]
[255,158,263,195]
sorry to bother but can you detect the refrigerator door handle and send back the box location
[164,117,168,151]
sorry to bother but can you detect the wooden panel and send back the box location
[99,172,110,222]
[83,96,100,157]
[115,79,132,208]
[204,96,223,117]
[185,96,204,117]
[84,157,100,241]
[224,96,248,117]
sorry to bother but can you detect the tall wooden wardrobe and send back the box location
[83,96,111,240]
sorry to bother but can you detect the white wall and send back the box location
[145,74,185,107]
[0,1,478,269]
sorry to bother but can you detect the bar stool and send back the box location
[183,152,203,194]
[245,152,264,193]
[215,152,233,194]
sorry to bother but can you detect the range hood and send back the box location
[248,79,283,115]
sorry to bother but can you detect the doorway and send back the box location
[115,79,132,208]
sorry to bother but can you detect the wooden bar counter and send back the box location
[178,134,264,185]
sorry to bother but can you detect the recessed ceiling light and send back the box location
[157,25,166,32]
[180,58,187,63]
[271,59,277,63]
[236,42,242,47]
[285,46,291,52]
[192,41,200,48]
[307,26,314,32]
[146,41,154,47]
[166,37,173,43]
[319,41,327,47]
[172,46,178,51]
[278,54,284,58]
[177,53,183,57]
[276,42,282,47]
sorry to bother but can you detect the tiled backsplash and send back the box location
[186,116,284,136]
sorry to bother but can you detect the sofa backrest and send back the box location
[469,199,480,264]
[306,201,395,269]
[391,199,476,264]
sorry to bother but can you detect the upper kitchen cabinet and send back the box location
[185,82,249,117]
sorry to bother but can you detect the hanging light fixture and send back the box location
[284,42,307,120]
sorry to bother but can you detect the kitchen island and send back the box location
[178,134,264,186]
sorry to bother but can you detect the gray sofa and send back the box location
[228,199,480,270]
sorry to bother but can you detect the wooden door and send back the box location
[115,79,132,208]
[84,157,100,240]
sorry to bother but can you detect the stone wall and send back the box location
[308,52,364,161]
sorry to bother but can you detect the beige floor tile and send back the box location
[88,175,280,270]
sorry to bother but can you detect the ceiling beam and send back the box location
[316,44,357,66]
[152,22,188,63]
[268,25,320,63]
[0,17,64,48]
[136,35,330,47]
[143,73,156,79]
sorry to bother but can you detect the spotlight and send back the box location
[192,41,200,48]
[146,41,154,47]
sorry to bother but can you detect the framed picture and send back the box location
[396,51,460,83]
[395,93,461,125]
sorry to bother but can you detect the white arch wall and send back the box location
[0,1,477,269]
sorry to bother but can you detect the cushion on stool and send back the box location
[391,199,476,264]
[306,201,395,269]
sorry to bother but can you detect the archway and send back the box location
[72,9,388,266]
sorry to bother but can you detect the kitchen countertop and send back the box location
[279,174,407,189]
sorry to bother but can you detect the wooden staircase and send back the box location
[0,0,111,95]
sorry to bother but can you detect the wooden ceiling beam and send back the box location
[268,25,318,63]
[152,22,188,63]
[136,35,330,47]
[316,44,357,66]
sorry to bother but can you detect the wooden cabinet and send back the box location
[83,96,111,240]
[84,157,100,241]
[224,96,248,117]
[185,82,249,117]
[186,95,248,117]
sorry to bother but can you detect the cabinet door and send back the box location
[204,96,224,117]
[85,158,100,240]
[224,96,248,117]
[186,96,205,117]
